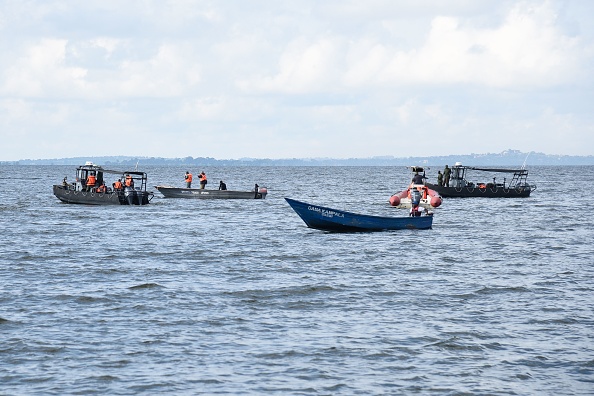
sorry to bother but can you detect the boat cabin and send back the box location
[450,162,531,189]
[72,162,149,192]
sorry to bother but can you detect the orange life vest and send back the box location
[186,173,193,183]
[421,186,428,200]
[200,173,207,182]
[125,176,133,187]
[113,180,123,189]
[96,185,106,193]
[87,175,96,187]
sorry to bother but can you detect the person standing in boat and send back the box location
[185,171,193,188]
[411,171,424,185]
[199,171,207,189]
[254,183,260,199]
[86,172,97,192]
[443,165,451,187]
[219,180,227,190]
[437,171,443,186]
[125,174,134,189]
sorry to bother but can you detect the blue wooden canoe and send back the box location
[285,198,433,232]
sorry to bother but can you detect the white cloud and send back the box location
[2,39,87,97]
[239,37,344,94]
[89,37,121,57]
[115,44,202,97]
[0,0,592,161]
[242,1,587,93]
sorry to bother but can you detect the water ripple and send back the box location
[1,165,593,395]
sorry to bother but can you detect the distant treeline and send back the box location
[2,150,594,166]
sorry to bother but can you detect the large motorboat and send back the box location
[425,162,536,198]
[53,162,154,205]
[389,166,443,209]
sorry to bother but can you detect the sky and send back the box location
[0,0,593,161]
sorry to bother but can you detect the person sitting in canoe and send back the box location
[410,204,423,217]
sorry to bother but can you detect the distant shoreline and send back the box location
[1,150,593,166]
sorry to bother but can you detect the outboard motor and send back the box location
[410,188,421,206]
[124,187,135,205]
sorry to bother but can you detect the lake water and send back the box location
[1,165,593,395]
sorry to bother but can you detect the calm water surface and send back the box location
[1,165,593,395]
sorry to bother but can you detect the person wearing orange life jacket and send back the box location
[420,186,428,200]
[199,171,207,189]
[86,172,97,191]
[185,171,193,188]
[96,183,107,193]
[113,179,123,190]
[125,174,134,188]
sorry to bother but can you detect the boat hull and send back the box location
[285,198,432,232]
[155,186,267,199]
[53,185,152,205]
[425,182,532,198]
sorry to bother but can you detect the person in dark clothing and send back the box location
[411,172,424,184]
[254,183,260,198]
[437,171,443,186]
[443,165,451,187]
[219,180,227,190]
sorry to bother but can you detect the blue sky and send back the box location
[1,0,593,161]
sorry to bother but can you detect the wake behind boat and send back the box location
[53,162,154,205]
[285,198,433,232]
[155,184,267,199]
